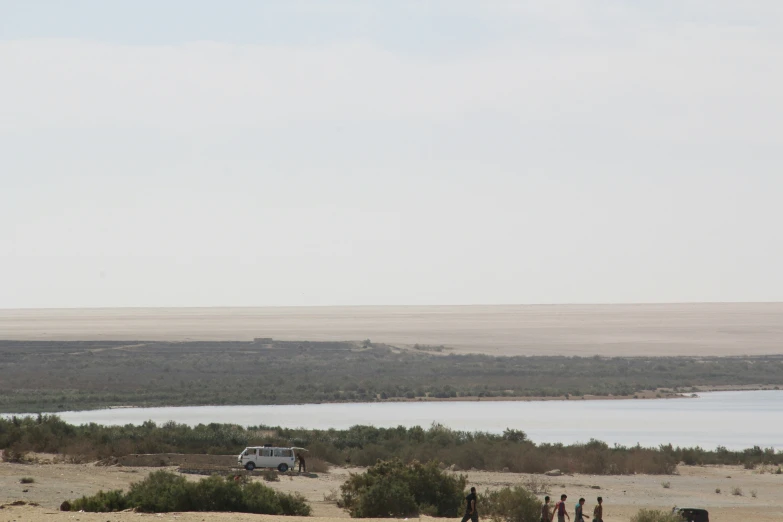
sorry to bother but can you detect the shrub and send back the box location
[323,489,340,503]
[277,491,311,516]
[751,489,757,498]
[630,509,682,522]
[127,470,192,512]
[715,488,721,494]
[479,486,541,522]
[1,445,28,464]
[71,490,129,512]
[339,459,466,518]
[20,477,35,484]
[732,487,743,496]
[661,481,671,489]
[70,471,311,515]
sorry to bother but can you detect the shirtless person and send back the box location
[593,497,603,522]
[541,495,552,522]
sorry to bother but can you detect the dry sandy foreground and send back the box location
[1,461,781,522]
[2,303,783,356]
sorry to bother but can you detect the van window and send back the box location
[281,449,293,457]
[261,448,273,457]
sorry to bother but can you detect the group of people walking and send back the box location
[460,488,604,522]
[543,494,604,522]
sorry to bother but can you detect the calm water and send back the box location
[19,391,783,450]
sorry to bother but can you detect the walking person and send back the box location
[541,495,552,522]
[297,452,306,473]
[554,494,570,522]
[461,487,478,522]
[592,497,603,522]
[574,497,590,522]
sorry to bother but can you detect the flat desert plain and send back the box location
[1,460,781,522]
[1,303,782,356]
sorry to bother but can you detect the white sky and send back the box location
[1,1,782,307]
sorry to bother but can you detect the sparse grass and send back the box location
[630,508,682,522]
[661,481,671,489]
[323,489,339,503]
[751,489,757,498]
[306,457,330,473]
[261,469,279,482]
[732,487,743,496]
[521,475,551,494]
[19,477,35,484]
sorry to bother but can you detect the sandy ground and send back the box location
[2,303,783,356]
[1,460,781,522]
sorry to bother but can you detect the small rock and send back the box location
[591,485,601,489]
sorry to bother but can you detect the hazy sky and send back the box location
[1,1,782,308]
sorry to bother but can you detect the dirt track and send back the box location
[2,303,783,356]
[1,459,781,521]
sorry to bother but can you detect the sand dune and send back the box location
[1,303,782,356]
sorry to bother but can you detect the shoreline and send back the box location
[4,386,781,416]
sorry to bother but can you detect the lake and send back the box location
[18,390,783,450]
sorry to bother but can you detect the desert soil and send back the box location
[1,460,781,522]
[2,303,783,356]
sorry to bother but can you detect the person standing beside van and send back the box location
[297,452,306,473]
[461,487,478,522]
[554,494,570,522]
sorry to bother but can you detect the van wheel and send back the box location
[278,463,288,473]
[245,462,255,471]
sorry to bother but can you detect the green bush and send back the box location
[70,471,311,516]
[2,415,779,476]
[479,486,541,522]
[127,470,192,512]
[71,490,129,512]
[630,509,682,522]
[1,444,28,463]
[339,459,466,518]
[277,491,312,516]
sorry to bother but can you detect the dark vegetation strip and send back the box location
[1,340,782,413]
[2,415,781,474]
[68,469,310,515]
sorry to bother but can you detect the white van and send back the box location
[237,445,299,472]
